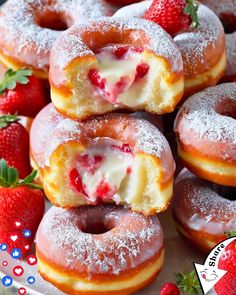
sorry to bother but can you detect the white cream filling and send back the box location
[95,46,148,106]
[76,139,133,203]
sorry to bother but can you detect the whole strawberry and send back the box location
[143,0,199,36]
[0,69,47,118]
[160,282,180,295]
[0,160,45,256]
[0,114,31,179]
[214,232,236,295]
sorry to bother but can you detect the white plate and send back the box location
[0,207,216,294]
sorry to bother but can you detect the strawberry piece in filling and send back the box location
[88,45,149,104]
[69,139,133,204]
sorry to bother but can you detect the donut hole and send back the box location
[81,221,112,234]
[219,14,236,34]
[80,213,116,235]
[216,100,236,119]
[36,11,71,31]
[212,184,236,201]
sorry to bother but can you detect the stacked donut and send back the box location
[173,83,236,253]
[0,0,235,294]
[30,15,182,294]
[172,0,236,253]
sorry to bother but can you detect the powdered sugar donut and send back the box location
[30,104,175,214]
[172,169,236,252]
[0,0,111,80]
[114,2,226,99]
[36,205,164,294]
[174,83,236,187]
[49,17,184,120]
[200,0,236,80]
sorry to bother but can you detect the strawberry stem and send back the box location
[0,159,42,189]
[225,231,236,238]
[175,270,201,294]
[184,0,200,29]
[0,68,32,95]
[0,114,19,129]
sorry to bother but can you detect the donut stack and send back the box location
[173,83,236,253]
[172,0,236,254]
[31,16,182,294]
[0,0,235,294]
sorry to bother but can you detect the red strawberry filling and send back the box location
[77,154,104,174]
[88,45,149,104]
[69,140,133,204]
[69,168,87,196]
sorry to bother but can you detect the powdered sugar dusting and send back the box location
[173,169,236,235]
[135,118,170,157]
[114,2,224,75]
[174,4,224,75]
[175,83,236,147]
[37,205,163,275]
[0,0,110,70]
[51,17,183,72]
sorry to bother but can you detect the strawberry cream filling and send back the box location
[69,139,133,204]
[88,45,149,105]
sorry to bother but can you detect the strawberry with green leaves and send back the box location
[214,231,236,295]
[160,271,201,294]
[0,69,47,118]
[143,0,199,36]
[0,114,31,178]
[0,160,45,256]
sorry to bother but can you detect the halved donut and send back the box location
[30,104,175,214]
[49,18,184,120]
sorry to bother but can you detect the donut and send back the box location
[172,169,236,252]
[30,104,175,214]
[114,2,226,99]
[132,111,164,133]
[200,0,236,81]
[174,83,236,187]
[36,205,164,295]
[0,0,111,80]
[49,17,184,120]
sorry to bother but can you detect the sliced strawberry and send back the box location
[135,63,149,80]
[112,143,132,154]
[69,168,87,196]
[88,69,106,90]
[96,179,114,200]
